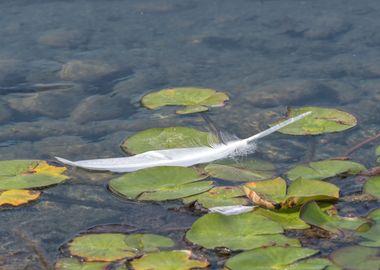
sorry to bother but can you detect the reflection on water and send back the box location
[1,0,380,268]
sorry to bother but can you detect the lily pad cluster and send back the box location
[56,232,208,270]
[0,160,68,207]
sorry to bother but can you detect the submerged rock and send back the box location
[304,15,351,40]
[246,79,338,108]
[38,28,86,48]
[60,60,117,81]
[70,94,133,123]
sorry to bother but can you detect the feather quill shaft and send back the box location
[55,112,311,172]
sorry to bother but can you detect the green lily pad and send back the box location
[330,246,380,270]
[68,233,174,262]
[285,258,335,270]
[254,207,310,230]
[109,166,213,201]
[0,160,68,190]
[364,176,380,199]
[203,160,275,182]
[130,250,209,270]
[244,178,339,209]
[224,246,319,270]
[141,87,229,114]
[359,208,380,247]
[55,258,110,270]
[121,126,219,154]
[286,160,365,181]
[274,107,357,135]
[244,177,287,208]
[300,201,370,235]
[182,186,249,209]
[284,178,340,207]
[186,212,300,250]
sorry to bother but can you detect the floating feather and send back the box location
[55,112,311,173]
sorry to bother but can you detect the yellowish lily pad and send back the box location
[0,189,40,206]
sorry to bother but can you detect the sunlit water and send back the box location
[1,0,380,268]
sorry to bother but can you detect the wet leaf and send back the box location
[0,160,68,190]
[141,87,229,114]
[55,258,110,270]
[363,176,380,199]
[300,201,370,235]
[286,159,365,181]
[182,186,249,209]
[68,233,174,262]
[186,212,300,250]
[224,246,318,270]
[244,177,287,209]
[359,208,380,247]
[285,258,335,270]
[274,107,357,135]
[131,250,209,270]
[244,178,339,209]
[253,207,310,230]
[330,246,380,270]
[204,160,275,182]
[109,166,212,201]
[121,126,219,154]
[283,178,340,208]
[0,189,40,206]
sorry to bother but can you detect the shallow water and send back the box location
[1,0,380,269]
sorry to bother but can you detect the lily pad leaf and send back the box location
[284,178,340,208]
[186,212,300,250]
[68,233,174,262]
[224,246,319,270]
[121,126,219,154]
[359,208,380,247]
[131,250,209,270]
[109,166,212,201]
[0,189,40,206]
[182,186,249,209]
[204,160,275,182]
[254,207,310,230]
[244,177,287,209]
[330,246,380,270]
[286,160,365,181]
[0,160,68,190]
[55,258,110,270]
[285,258,335,270]
[141,87,229,114]
[274,106,357,135]
[363,176,380,199]
[300,201,370,235]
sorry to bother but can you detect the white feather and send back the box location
[55,112,311,172]
[209,205,256,215]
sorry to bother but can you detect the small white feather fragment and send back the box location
[55,112,311,173]
[209,205,255,215]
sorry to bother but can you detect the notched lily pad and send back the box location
[330,245,380,270]
[131,250,209,270]
[141,87,229,114]
[182,186,249,209]
[121,126,219,154]
[55,258,110,270]
[67,233,174,262]
[286,159,365,181]
[109,166,212,201]
[244,178,339,209]
[0,160,68,190]
[204,160,275,182]
[363,176,380,199]
[0,189,40,206]
[300,201,371,235]
[253,207,310,230]
[186,212,300,250]
[224,246,319,270]
[274,106,357,135]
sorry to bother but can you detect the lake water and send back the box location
[1,0,380,269]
